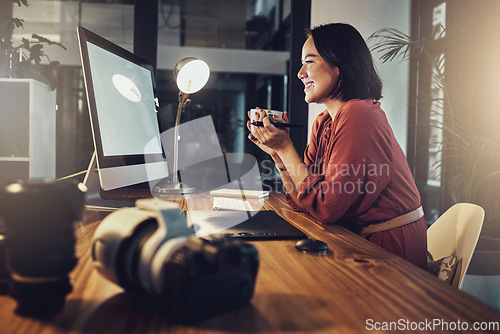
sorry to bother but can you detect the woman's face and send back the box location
[297,36,339,104]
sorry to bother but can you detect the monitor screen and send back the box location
[86,42,162,157]
[78,26,168,194]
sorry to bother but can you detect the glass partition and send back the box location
[1,0,291,190]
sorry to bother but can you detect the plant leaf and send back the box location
[12,18,24,29]
[31,33,67,50]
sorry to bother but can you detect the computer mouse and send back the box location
[295,239,329,254]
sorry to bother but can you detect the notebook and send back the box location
[186,210,307,241]
[209,188,270,199]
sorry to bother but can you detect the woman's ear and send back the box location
[334,66,340,81]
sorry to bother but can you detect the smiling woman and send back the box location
[246,23,427,269]
[297,37,339,105]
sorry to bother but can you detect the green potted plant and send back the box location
[0,0,66,89]
[369,26,500,274]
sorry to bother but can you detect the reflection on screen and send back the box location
[87,42,162,157]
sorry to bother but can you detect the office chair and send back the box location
[427,203,485,289]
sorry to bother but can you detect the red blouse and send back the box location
[286,99,427,268]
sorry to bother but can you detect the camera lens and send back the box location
[0,179,85,317]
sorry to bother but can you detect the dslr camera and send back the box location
[91,199,259,323]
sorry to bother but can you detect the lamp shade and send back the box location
[173,57,210,94]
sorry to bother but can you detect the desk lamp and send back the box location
[162,57,210,194]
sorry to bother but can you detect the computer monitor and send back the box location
[77,26,168,209]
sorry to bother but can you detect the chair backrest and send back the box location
[427,203,485,289]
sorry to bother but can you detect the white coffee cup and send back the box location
[250,109,285,132]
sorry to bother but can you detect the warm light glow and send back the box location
[6,183,22,193]
[175,59,210,94]
[112,74,142,102]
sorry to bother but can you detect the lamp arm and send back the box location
[172,92,189,183]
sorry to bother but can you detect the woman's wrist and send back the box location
[270,151,284,165]
[266,134,293,160]
[275,140,298,160]
[276,165,286,172]
[269,151,280,160]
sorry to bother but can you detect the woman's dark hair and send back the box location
[308,23,382,101]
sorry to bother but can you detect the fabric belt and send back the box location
[354,206,424,235]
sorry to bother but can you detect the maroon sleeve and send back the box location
[302,110,324,167]
[284,110,326,212]
[295,101,394,224]
[285,193,307,212]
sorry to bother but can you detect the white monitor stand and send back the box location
[83,152,136,210]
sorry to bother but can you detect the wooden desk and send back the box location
[1,192,499,333]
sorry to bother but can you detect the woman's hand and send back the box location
[247,108,308,198]
[246,108,292,154]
